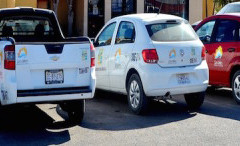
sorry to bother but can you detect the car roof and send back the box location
[212,13,240,18]
[111,13,184,24]
[195,13,240,30]
[229,2,240,5]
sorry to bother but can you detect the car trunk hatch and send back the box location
[152,41,203,67]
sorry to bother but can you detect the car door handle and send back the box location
[228,48,235,52]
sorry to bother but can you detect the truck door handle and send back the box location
[228,48,235,52]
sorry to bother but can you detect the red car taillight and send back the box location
[4,45,15,70]
[202,46,206,60]
[90,43,95,67]
[142,49,159,64]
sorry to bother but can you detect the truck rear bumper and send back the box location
[16,87,93,103]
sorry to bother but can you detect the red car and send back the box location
[195,14,240,104]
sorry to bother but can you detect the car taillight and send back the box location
[202,46,206,60]
[90,43,95,67]
[4,45,15,70]
[142,49,159,64]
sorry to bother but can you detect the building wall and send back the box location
[83,0,88,36]
[137,0,144,13]
[56,0,68,35]
[37,0,48,9]
[202,0,214,19]
[0,0,8,8]
[75,0,84,36]
[189,0,203,24]
[0,0,37,9]
[15,0,37,7]
[105,0,111,24]
[7,0,15,8]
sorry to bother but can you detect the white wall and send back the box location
[105,0,112,23]
[137,0,144,13]
[84,0,88,36]
[189,0,203,24]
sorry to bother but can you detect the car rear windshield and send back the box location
[146,21,198,42]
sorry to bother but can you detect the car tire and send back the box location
[231,71,240,104]
[184,92,205,110]
[127,74,149,115]
[60,100,85,123]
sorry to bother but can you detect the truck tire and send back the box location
[232,71,240,104]
[127,74,149,115]
[184,92,205,110]
[60,100,85,123]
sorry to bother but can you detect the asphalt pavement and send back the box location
[0,87,239,145]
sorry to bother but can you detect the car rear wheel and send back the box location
[60,100,85,123]
[127,74,149,114]
[184,92,205,110]
[232,71,240,104]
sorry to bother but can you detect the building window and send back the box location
[144,0,189,20]
[112,0,136,18]
[88,0,105,38]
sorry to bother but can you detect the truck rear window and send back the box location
[146,22,198,42]
[0,17,54,37]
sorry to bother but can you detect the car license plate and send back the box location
[45,69,64,84]
[177,74,190,84]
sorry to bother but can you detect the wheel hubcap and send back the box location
[234,75,240,100]
[129,80,140,109]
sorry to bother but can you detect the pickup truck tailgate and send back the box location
[15,43,91,90]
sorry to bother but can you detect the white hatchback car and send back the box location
[94,14,209,114]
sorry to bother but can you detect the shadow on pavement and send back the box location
[82,90,196,131]
[0,105,71,145]
[198,87,240,121]
[83,89,240,131]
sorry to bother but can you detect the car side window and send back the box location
[95,22,116,47]
[196,20,216,43]
[213,20,238,42]
[115,21,135,44]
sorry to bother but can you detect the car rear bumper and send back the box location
[140,61,209,97]
[145,84,208,97]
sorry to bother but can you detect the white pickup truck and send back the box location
[0,8,96,122]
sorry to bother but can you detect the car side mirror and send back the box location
[201,35,211,43]
[94,41,99,47]
[90,38,95,43]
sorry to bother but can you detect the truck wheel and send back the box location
[127,74,149,115]
[60,100,85,123]
[232,71,240,104]
[184,92,205,110]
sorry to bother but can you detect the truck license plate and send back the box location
[45,69,64,84]
[177,74,190,84]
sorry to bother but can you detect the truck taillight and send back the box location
[4,45,15,70]
[142,49,159,64]
[202,46,206,60]
[90,43,95,67]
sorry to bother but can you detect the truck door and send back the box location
[95,22,117,89]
